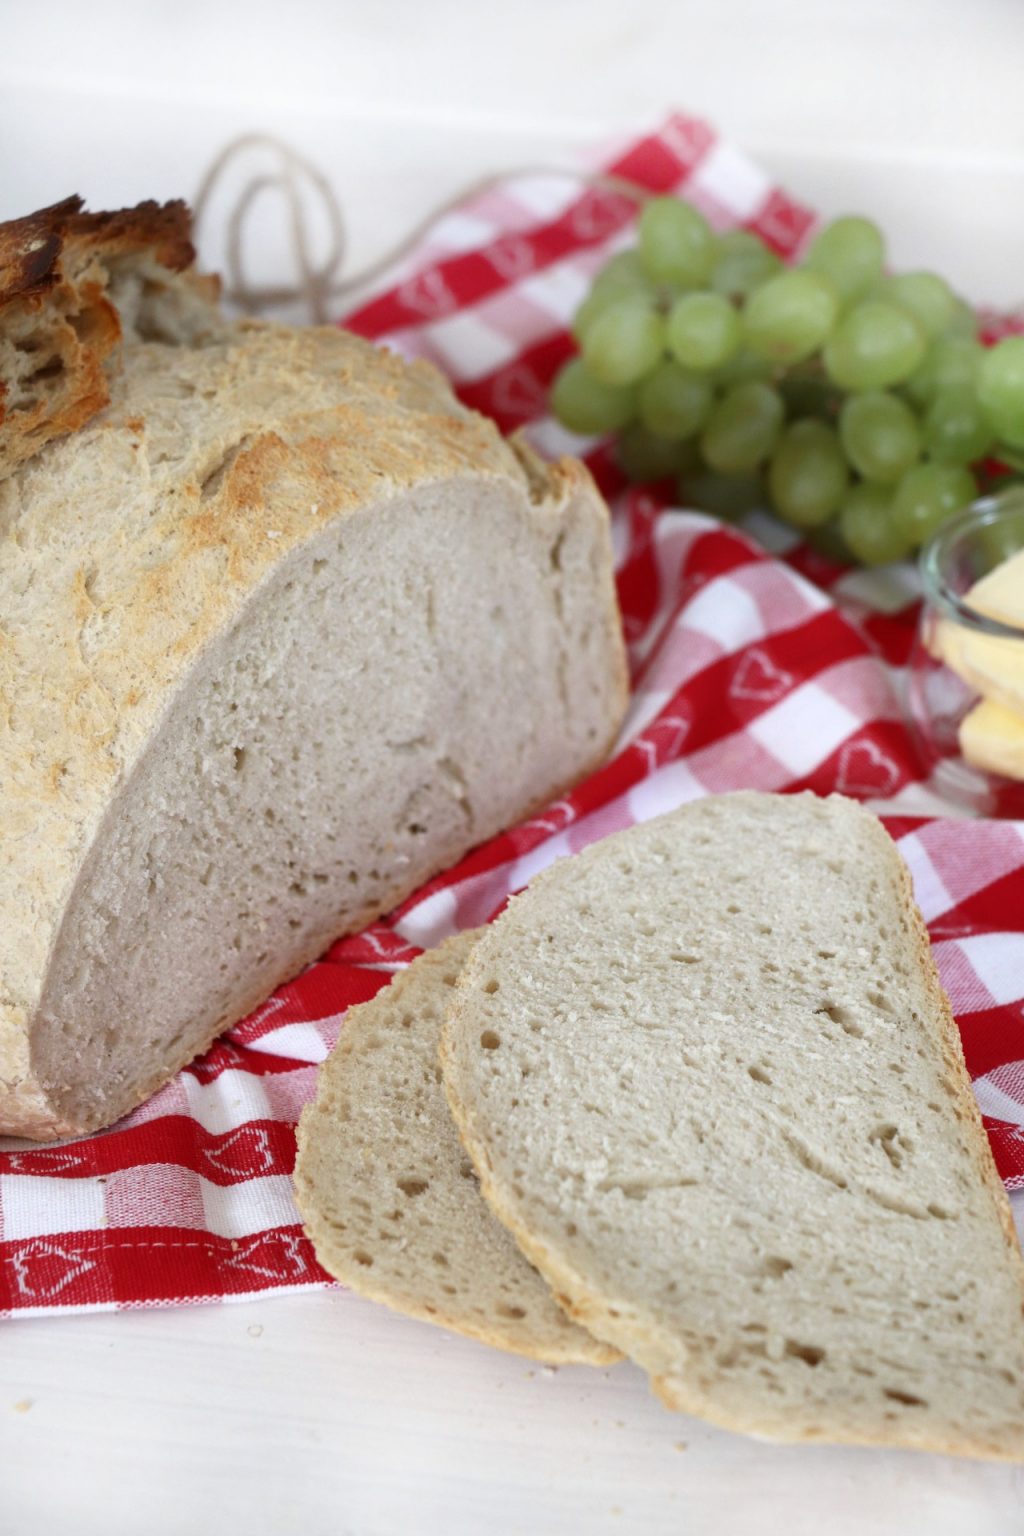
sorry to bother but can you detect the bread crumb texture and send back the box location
[441,791,1024,1459]
[295,930,616,1364]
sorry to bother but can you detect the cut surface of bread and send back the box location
[441,792,1024,1459]
[0,202,627,1141]
[294,931,615,1364]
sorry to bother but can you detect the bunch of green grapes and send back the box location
[551,199,1024,565]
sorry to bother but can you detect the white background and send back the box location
[2,3,1024,1532]
[2,0,1024,308]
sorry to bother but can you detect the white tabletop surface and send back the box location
[3,3,1024,1531]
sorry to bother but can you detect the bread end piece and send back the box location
[294,931,618,1365]
[0,195,221,482]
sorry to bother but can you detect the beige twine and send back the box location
[193,132,649,323]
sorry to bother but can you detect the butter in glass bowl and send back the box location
[910,489,1024,815]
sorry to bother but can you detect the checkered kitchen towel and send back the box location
[2,114,1022,1316]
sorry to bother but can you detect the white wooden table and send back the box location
[3,3,1024,1530]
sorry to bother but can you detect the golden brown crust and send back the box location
[0,196,209,483]
[0,196,84,311]
[0,197,196,316]
[65,200,196,277]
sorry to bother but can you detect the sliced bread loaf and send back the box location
[0,199,627,1140]
[441,791,1024,1459]
[294,930,615,1363]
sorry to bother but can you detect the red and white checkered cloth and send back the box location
[2,114,1022,1317]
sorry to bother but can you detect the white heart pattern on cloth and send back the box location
[661,116,715,168]
[396,266,458,319]
[5,1146,89,1175]
[569,187,635,241]
[486,235,536,282]
[222,1230,310,1282]
[10,1240,97,1301]
[633,712,692,773]
[491,361,550,421]
[203,1125,276,1178]
[730,648,795,704]
[751,188,813,253]
[519,799,578,839]
[835,738,902,797]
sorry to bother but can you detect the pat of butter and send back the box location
[933,547,1024,714]
[959,696,1024,781]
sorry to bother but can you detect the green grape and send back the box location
[977,336,1024,450]
[768,420,849,528]
[637,360,713,440]
[638,196,715,287]
[666,291,741,371]
[550,358,637,435]
[574,251,660,341]
[838,484,910,565]
[891,462,977,547]
[617,423,692,482]
[884,271,956,339]
[581,295,666,386]
[715,229,763,257]
[591,249,655,302]
[742,269,839,365]
[710,229,781,301]
[571,289,614,343]
[680,469,763,520]
[713,347,773,388]
[924,386,993,464]
[823,301,926,390]
[804,216,885,303]
[944,298,979,340]
[838,390,921,483]
[905,336,984,407]
[700,381,785,474]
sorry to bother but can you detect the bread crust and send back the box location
[0,197,211,483]
[440,793,1024,1461]
[0,197,196,315]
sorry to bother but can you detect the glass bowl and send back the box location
[908,487,1024,817]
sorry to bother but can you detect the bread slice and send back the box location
[441,792,1024,1459]
[0,200,627,1141]
[294,930,616,1363]
[0,196,219,482]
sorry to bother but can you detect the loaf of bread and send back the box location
[441,792,1024,1459]
[0,198,627,1140]
[294,931,615,1363]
